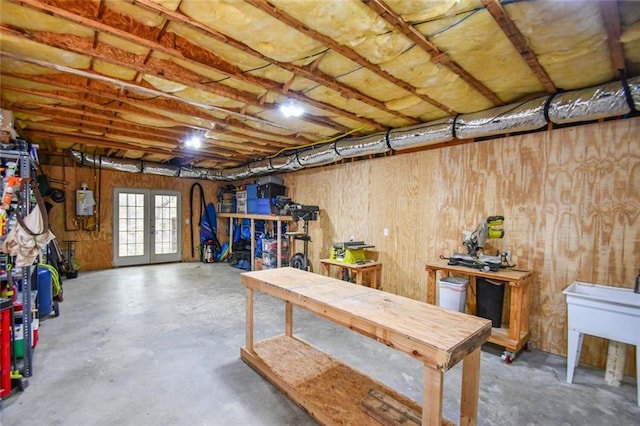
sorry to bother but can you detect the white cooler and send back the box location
[438,276,469,312]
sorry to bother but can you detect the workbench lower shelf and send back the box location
[241,334,454,426]
[489,328,530,353]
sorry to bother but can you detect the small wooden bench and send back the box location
[320,258,381,288]
[241,267,491,425]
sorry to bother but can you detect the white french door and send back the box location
[113,188,182,267]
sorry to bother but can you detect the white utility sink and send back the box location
[563,281,640,405]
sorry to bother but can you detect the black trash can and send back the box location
[476,278,505,327]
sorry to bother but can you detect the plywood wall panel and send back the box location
[42,162,219,271]
[287,118,639,371]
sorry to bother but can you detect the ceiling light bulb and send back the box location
[279,100,304,118]
[186,135,202,148]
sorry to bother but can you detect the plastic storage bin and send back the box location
[247,199,257,214]
[218,202,233,213]
[438,276,468,312]
[256,198,272,214]
[476,278,505,327]
[37,266,53,317]
[246,184,258,200]
[261,238,289,269]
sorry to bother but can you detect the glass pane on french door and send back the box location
[152,193,179,261]
[113,188,181,267]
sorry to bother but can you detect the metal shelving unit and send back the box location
[0,145,37,377]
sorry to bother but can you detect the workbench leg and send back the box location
[246,288,254,353]
[522,278,532,334]
[371,267,379,289]
[508,282,523,342]
[468,276,477,315]
[566,330,583,383]
[250,219,256,271]
[321,263,330,277]
[355,271,364,286]
[285,301,293,337]
[423,366,443,426]
[460,346,481,426]
[276,220,282,268]
[426,269,437,304]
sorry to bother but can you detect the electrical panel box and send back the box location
[76,190,95,216]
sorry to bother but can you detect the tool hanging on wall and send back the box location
[1,179,55,267]
[190,182,221,262]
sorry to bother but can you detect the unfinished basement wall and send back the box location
[41,162,218,270]
[284,117,639,372]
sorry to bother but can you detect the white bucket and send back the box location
[438,276,468,312]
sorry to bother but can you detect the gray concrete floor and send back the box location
[1,262,638,425]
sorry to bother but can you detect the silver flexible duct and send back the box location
[296,142,340,167]
[335,133,389,158]
[548,81,631,124]
[143,163,180,177]
[69,77,639,181]
[454,97,549,139]
[388,118,454,150]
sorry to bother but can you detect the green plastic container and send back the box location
[12,337,24,358]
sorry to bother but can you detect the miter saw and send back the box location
[447,216,506,272]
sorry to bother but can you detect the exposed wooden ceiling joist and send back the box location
[362,0,504,106]
[481,0,556,94]
[600,0,626,79]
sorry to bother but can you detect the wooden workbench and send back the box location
[319,258,381,288]
[425,260,533,360]
[241,267,491,426]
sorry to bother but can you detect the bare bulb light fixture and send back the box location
[279,100,304,117]
[185,135,202,149]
